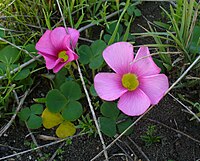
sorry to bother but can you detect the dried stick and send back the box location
[25,123,43,158]
[127,136,150,161]
[0,55,42,80]
[148,118,200,144]
[0,133,87,161]
[49,142,65,161]
[115,141,134,161]
[168,93,200,122]
[90,54,200,160]
[0,89,29,137]
[0,37,35,58]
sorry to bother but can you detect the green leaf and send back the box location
[78,45,93,64]
[117,118,133,135]
[30,104,43,115]
[53,68,67,89]
[62,101,83,121]
[99,117,116,137]
[27,114,42,129]
[0,45,20,63]
[89,40,106,69]
[33,98,46,103]
[106,22,123,36]
[100,102,119,120]
[24,44,37,52]
[134,8,141,17]
[189,26,200,54]
[0,29,5,38]
[89,54,104,69]
[18,107,31,121]
[89,84,97,96]
[91,40,107,56]
[14,69,30,81]
[60,81,82,101]
[0,62,6,75]
[46,89,68,113]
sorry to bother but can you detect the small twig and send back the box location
[168,93,200,122]
[0,144,21,151]
[130,51,181,65]
[0,89,30,137]
[49,142,65,161]
[79,37,94,43]
[127,136,150,161]
[12,88,19,104]
[118,139,138,160]
[0,55,42,80]
[56,0,109,160]
[91,54,200,160]
[115,141,134,161]
[25,123,43,158]
[0,132,87,161]
[0,37,35,59]
[148,118,200,144]
[37,135,60,141]
[0,0,16,14]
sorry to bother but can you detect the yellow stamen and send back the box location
[122,73,139,91]
[58,51,69,62]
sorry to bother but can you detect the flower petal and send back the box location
[118,89,151,116]
[131,46,161,76]
[53,50,78,73]
[94,73,128,101]
[103,42,134,75]
[43,55,57,69]
[68,28,80,48]
[139,74,169,104]
[50,27,67,50]
[36,30,57,56]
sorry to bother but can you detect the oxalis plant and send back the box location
[1,0,171,147]
[12,1,170,140]
[17,24,169,139]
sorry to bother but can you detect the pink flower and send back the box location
[36,27,79,73]
[94,42,169,116]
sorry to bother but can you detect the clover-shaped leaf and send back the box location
[100,102,119,120]
[60,81,82,101]
[78,40,106,70]
[62,101,83,121]
[46,89,68,113]
[117,117,133,135]
[99,117,116,137]
[18,104,43,129]
[42,108,76,138]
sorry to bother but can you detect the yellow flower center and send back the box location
[122,73,139,91]
[58,51,69,62]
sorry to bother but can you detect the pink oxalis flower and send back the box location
[36,27,79,73]
[94,42,169,116]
